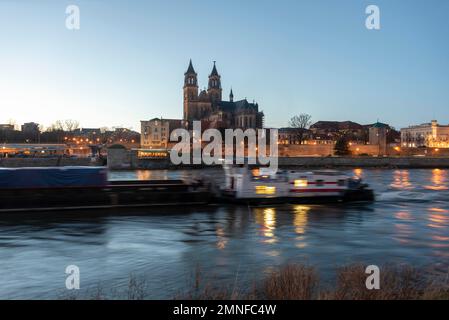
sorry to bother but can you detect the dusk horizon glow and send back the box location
[1,0,448,130]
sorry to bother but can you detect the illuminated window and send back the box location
[255,186,276,195]
[294,179,308,187]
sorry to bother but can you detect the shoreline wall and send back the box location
[124,156,449,170]
[278,156,449,168]
[0,157,101,168]
[4,155,449,170]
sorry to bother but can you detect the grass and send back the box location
[178,263,449,300]
[60,263,449,300]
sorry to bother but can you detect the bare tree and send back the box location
[54,120,65,131]
[289,114,312,144]
[64,119,80,132]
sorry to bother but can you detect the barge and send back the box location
[0,166,374,213]
[0,167,209,213]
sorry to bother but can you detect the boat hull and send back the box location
[0,180,211,213]
[217,188,375,205]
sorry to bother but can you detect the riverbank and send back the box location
[179,263,449,300]
[1,156,449,169]
[110,156,449,170]
[0,157,102,167]
[278,156,449,169]
[61,263,449,300]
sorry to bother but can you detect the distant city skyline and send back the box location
[1,0,448,130]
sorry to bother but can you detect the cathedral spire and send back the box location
[208,61,222,103]
[185,59,196,75]
[210,61,219,76]
[229,88,234,102]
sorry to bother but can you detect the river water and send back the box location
[1,168,449,299]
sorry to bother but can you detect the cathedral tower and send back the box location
[183,59,199,120]
[208,61,222,104]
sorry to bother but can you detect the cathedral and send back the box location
[183,60,264,130]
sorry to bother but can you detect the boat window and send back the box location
[337,179,346,186]
[255,185,276,195]
[294,179,308,187]
[316,180,324,186]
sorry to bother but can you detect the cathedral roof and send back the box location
[210,61,219,77]
[198,90,209,101]
[217,99,259,113]
[185,59,196,74]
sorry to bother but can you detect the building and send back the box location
[368,122,388,155]
[401,120,449,148]
[71,127,139,143]
[0,144,68,158]
[21,122,40,135]
[310,121,366,143]
[141,118,187,149]
[72,128,102,136]
[0,124,15,131]
[20,122,40,142]
[183,60,264,130]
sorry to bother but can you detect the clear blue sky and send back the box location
[0,0,448,130]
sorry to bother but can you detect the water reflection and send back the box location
[393,209,414,244]
[425,169,449,191]
[2,168,449,299]
[253,208,277,244]
[293,205,309,234]
[428,207,449,229]
[216,227,227,250]
[395,210,413,221]
[293,205,310,249]
[353,168,363,178]
[391,170,412,189]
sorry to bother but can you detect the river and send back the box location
[0,168,448,299]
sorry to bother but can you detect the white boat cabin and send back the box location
[223,165,358,199]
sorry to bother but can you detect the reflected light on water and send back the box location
[428,208,449,229]
[353,168,363,178]
[254,208,277,244]
[393,209,414,244]
[424,169,449,191]
[427,207,449,252]
[393,223,413,244]
[293,205,310,249]
[293,205,310,235]
[395,211,413,221]
[216,227,227,250]
[433,235,449,242]
[390,170,412,189]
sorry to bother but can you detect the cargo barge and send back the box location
[0,166,374,214]
[0,167,210,213]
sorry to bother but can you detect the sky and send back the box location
[0,0,448,131]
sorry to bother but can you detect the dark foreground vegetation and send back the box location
[62,263,449,300]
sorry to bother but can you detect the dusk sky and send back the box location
[0,0,448,131]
